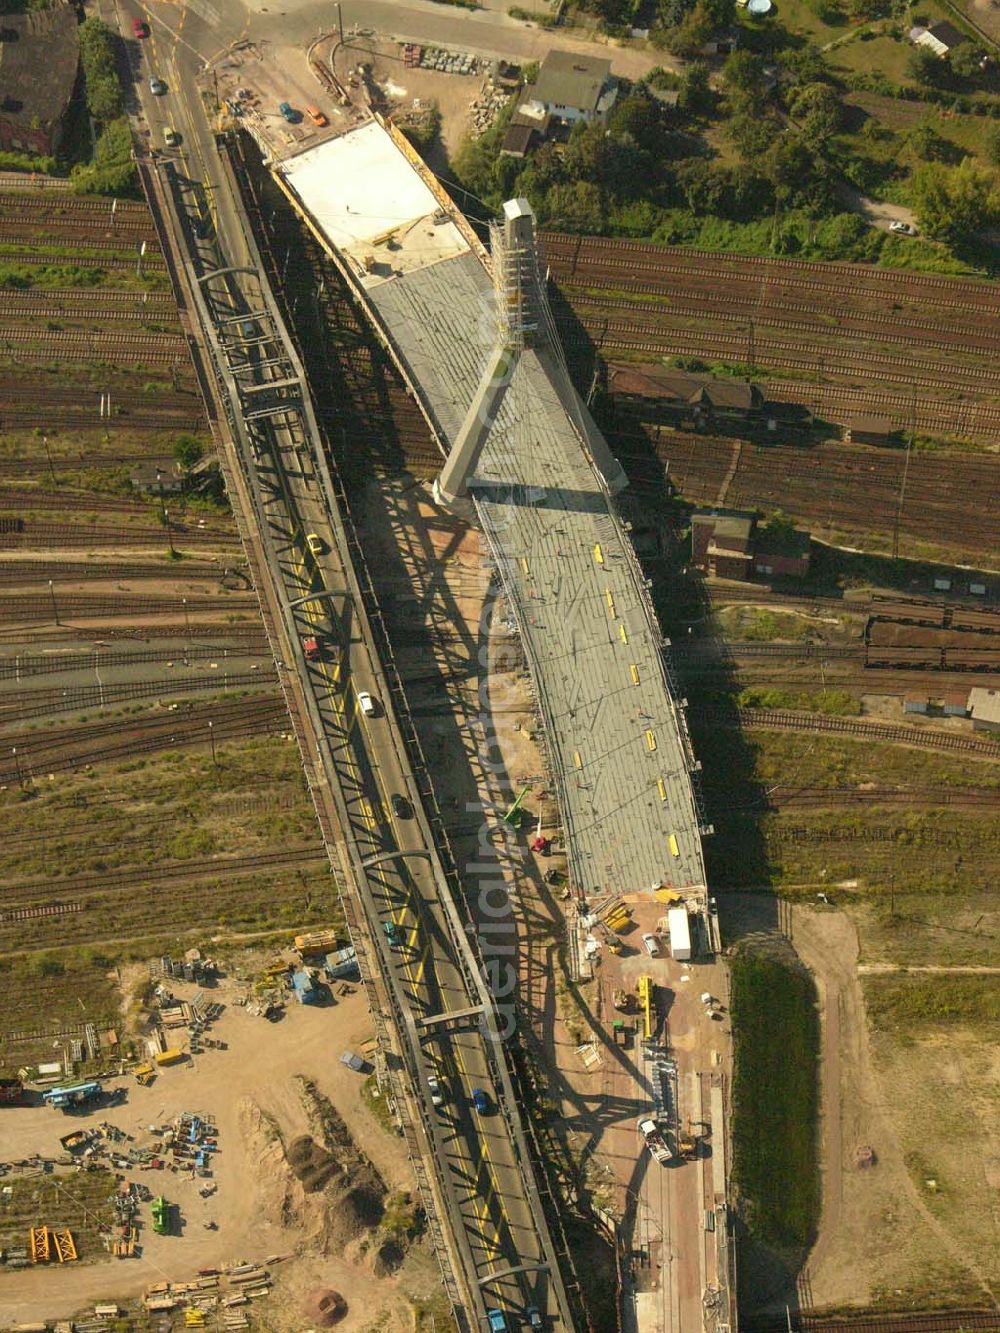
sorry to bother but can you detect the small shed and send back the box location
[291,969,316,1004]
[910,21,966,56]
[131,462,184,494]
[968,687,1000,733]
[846,416,902,446]
[500,124,538,159]
[903,693,929,715]
[942,691,969,718]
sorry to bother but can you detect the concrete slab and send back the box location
[278,121,470,285]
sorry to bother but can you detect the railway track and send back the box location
[0,557,232,584]
[0,454,175,476]
[761,380,1000,438]
[0,329,188,364]
[0,694,289,781]
[0,521,240,551]
[633,431,1000,544]
[697,705,1000,756]
[0,173,73,192]
[568,317,999,396]
[0,592,257,622]
[543,233,1000,313]
[0,217,158,249]
[561,284,1000,355]
[0,844,325,903]
[741,1309,1000,1333]
[0,487,221,518]
[0,642,268,681]
[724,783,1000,809]
[0,670,278,723]
[0,623,266,647]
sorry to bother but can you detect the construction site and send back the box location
[1,0,999,1328]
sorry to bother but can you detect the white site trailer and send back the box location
[667,906,692,961]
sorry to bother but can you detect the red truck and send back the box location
[302,636,320,662]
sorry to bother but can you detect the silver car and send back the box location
[149,76,166,96]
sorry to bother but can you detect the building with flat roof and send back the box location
[968,687,1000,733]
[846,415,902,445]
[0,3,79,156]
[519,49,618,126]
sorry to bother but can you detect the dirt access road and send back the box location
[0,979,416,1327]
[791,904,998,1310]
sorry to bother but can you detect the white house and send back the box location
[518,50,618,128]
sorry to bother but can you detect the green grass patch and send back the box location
[362,1073,398,1134]
[730,948,820,1252]
[737,686,861,715]
[716,606,820,642]
[864,973,1000,1032]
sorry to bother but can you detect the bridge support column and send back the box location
[432,341,517,516]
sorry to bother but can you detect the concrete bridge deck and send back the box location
[275,118,708,908]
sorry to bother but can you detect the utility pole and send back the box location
[892,384,916,561]
[208,720,217,766]
[48,579,59,626]
[41,432,55,484]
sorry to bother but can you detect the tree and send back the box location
[788,82,843,145]
[173,435,205,471]
[658,0,695,25]
[949,42,985,81]
[986,123,1000,168]
[678,61,713,115]
[728,108,780,165]
[668,1,714,55]
[724,49,766,96]
[907,45,946,87]
[908,121,954,163]
[701,0,736,28]
[910,157,1000,244]
[848,0,890,18]
[609,89,664,152]
[87,74,124,123]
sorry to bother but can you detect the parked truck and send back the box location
[666,906,691,961]
[43,1081,100,1111]
[150,1196,171,1235]
[638,1116,673,1164]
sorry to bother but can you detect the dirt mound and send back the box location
[287,1135,342,1193]
[303,1287,347,1326]
[237,1087,392,1262]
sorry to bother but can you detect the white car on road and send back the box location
[357,691,375,716]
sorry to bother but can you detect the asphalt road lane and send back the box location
[109,8,568,1315]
